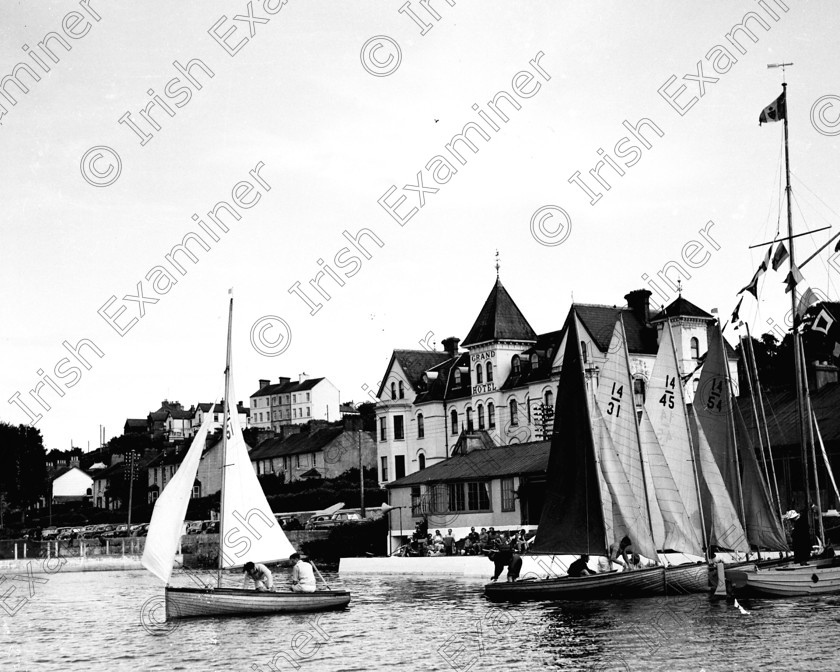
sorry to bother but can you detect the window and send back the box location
[501,477,515,511]
[411,486,421,515]
[448,483,466,511]
[633,378,646,406]
[476,365,483,384]
[545,390,554,408]
[394,415,405,440]
[296,454,301,467]
[293,394,297,403]
[391,382,397,400]
[690,337,700,359]
[467,482,491,510]
[486,361,493,383]
[477,403,485,430]
[530,353,539,369]
[450,409,458,435]
[418,453,426,470]
[395,455,406,480]
[509,399,519,426]
[306,392,310,401]
[511,355,521,375]
[466,407,474,432]
[417,413,425,438]
[153,468,158,485]
[581,341,588,363]
[381,456,388,481]
[192,484,201,499]
[527,399,532,424]
[398,381,405,399]
[488,402,496,429]
[306,407,311,417]
[454,369,462,386]
[379,417,387,441]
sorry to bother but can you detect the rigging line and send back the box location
[791,171,840,223]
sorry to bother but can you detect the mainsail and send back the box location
[533,317,607,555]
[220,378,296,568]
[142,407,216,584]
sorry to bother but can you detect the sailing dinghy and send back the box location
[142,299,350,619]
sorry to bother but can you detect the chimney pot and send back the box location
[624,289,652,324]
[441,337,460,358]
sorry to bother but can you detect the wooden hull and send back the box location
[485,566,668,601]
[165,587,351,619]
[663,562,711,594]
[725,559,840,598]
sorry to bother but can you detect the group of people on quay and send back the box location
[403,522,531,557]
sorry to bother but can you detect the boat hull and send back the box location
[165,587,351,619]
[485,566,668,601]
[663,562,711,594]
[725,559,840,598]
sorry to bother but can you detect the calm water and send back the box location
[2,567,839,671]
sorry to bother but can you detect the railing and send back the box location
[0,538,148,560]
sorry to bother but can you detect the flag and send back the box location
[771,242,789,271]
[759,89,786,125]
[762,245,772,271]
[731,296,744,324]
[796,288,821,319]
[784,263,804,293]
[812,308,836,335]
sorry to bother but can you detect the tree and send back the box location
[0,422,47,509]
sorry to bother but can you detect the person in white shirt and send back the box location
[243,561,274,591]
[290,553,316,593]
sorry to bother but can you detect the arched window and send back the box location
[390,382,397,399]
[477,403,485,430]
[486,361,493,383]
[398,380,405,399]
[466,407,474,432]
[417,413,424,438]
[450,409,458,435]
[454,369,461,386]
[581,341,588,363]
[544,389,554,408]
[511,355,521,375]
[476,364,483,384]
[690,337,700,359]
[418,453,426,470]
[509,399,519,426]
[634,378,646,406]
[530,353,539,369]
[487,402,496,429]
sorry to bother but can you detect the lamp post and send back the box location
[380,503,404,555]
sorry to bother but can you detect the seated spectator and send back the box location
[567,554,595,577]
[479,528,489,550]
[468,527,480,544]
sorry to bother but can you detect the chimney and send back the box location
[809,360,839,392]
[277,376,291,387]
[299,372,309,383]
[441,337,460,359]
[259,379,270,389]
[624,289,652,324]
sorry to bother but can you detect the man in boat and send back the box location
[289,553,317,592]
[567,554,595,577]
[791,510,812,565]
[507,550,523,582]
[488,533,513,581]
[243,561,274,592]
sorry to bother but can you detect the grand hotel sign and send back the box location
[471,350,495,395]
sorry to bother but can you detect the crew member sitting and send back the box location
[289,553,317,593]
[567,554,595,577]
[243,561,274,591]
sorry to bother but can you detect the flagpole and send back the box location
[778,79,814,530]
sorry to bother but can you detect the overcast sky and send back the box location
[3,0,840,450]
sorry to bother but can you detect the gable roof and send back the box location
[376,350,452,398]
[249,377,327,398]
[574,304,659,355]
[388,440,550,487]
[650,296,713,322]
[462,278,537,347]
[250,426,350,460]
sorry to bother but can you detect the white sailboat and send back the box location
[141,299,351,618]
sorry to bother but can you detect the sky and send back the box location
[2,0,840,451]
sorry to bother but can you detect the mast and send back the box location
[719,321,747,526]
[666,319,709,555]
[799,338,825,542]
[621,315,657,554]
[217,297,233,589]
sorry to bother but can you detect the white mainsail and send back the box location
[220,380,296,568]
[142,407,216,584]
[645,323,704,544]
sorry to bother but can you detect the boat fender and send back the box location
[812,573,819,583]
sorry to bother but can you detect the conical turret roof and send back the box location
[462,278,537,346]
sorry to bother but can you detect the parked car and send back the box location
[305,512,365,530]
[274,515,303,531]
[201,521,219,534]
[130,524,148,536]
[41,527,59,540]
[186,521,204,535]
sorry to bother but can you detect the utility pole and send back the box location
[358,416,365,517]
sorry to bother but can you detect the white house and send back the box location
[249,374,341,432]
[51,467,93,503]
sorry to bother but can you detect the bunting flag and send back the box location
[811,307,836,335]
[731,296,744,324]
[784,263,804,293]
[771,242,789,271]
[738,249,772,298]
[796,288,821,319]
[759,89,786,125]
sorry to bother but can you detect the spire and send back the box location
[462,277,537,347]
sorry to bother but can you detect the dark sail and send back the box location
[532,316,607,555]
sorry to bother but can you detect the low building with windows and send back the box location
[51,466,93,504]
[375,276,738,486]
[249,374,341,432]
[146,436,226,502]
[192,401,250,434]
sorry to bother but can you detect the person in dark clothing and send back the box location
[567,554,595,577]
[507,552,523,582]
[791,511,812,565]
[488,535,513,581]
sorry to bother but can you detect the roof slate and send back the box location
[650,296,713,322]
[462,278,538,346]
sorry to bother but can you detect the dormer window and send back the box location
[391,382,397,400]
[530,353,539,369]
[398,381,405,399]
[454,369,461,386]
[511,355,521,375]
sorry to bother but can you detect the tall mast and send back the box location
[719,321,746,526]
[217,297,233,589]
[799,338,825,542]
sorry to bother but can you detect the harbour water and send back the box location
[3,568,839,671]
